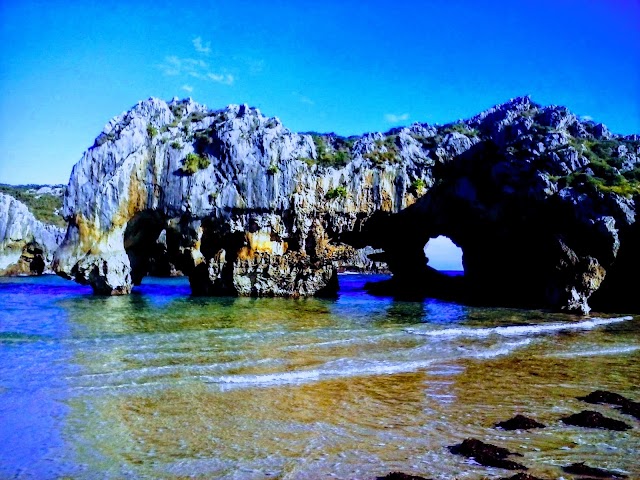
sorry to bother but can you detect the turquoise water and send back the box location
[0,275,638,479]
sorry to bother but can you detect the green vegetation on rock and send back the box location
[442,122,479,137]
[364,136,400,164]
[325,186,348,200]
[311,135,353,168]
[557,137,640,198]
[179,153,210,175]
[411,178,427,195]
[410,133,443,150]
[146,124,158,139]
[186,111,209,123]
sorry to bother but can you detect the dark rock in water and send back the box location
[449,438,519,459]
[617,400,640,420]
[577,390,632,406]
[376,472,432,480]
[449,438,526,470]
[560,410,632,431]
[495,414,546,430]
[562,462,628,478]
[576,391,640,421]
[498,473,546,480]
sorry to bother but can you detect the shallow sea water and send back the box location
[0,274,638,479]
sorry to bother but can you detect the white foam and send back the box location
[205,358,438,390]
[550,345,640,358]
[281,332,402,351]
[406,316,633,339]
[66,357,283,384]
[466,338,533,358]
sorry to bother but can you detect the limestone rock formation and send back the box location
[0,193,65,275]
[51,95,640,312]
[53,98,420,295]
[362,96,640,314]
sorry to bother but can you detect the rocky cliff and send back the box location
[363,96,640,314]
[0,193,65,275]
[52,96,639,313]
[53,98,414,296]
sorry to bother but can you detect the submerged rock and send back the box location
[577,390,640,421]
[577,390,633,406]
[0,193,64,275]
[562,462,628,478]
[498,474,546,480]
[617,401,640,421]
[560,410,632,431]
[495,414,546,430]
[376,472,432,480]
[448,438,527,470]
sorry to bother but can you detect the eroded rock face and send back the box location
[0,193,64,275]
[52,95,640,310]
[53,98,425,295]
[364,96,640,314]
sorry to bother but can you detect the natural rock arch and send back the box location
[363,136,636,314]
[53,97,425,297]
[50,95,640,313]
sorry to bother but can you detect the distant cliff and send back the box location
[0,193,65,275]
[48,96,639,313]
[0,184,66,228]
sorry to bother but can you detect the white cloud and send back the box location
[385,113,410,123]
[181,84,193,93]
[156,54,234,86]
[192,37,211,55]
[581,115,593,122]
[156,55,182,76]
[207,73,234,85]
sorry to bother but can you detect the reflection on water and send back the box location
[0,275,638,479]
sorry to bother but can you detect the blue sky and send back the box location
[1,0,639,187]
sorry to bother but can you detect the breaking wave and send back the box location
[406,316,633,339]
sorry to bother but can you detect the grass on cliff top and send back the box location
[552,137,640,198]
[302,133,406,167]
[308,134,354,168]
[0,184,66,227]
[364,136,401,165]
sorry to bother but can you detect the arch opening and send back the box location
[124,211,175,286]
[424,235,464,275]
